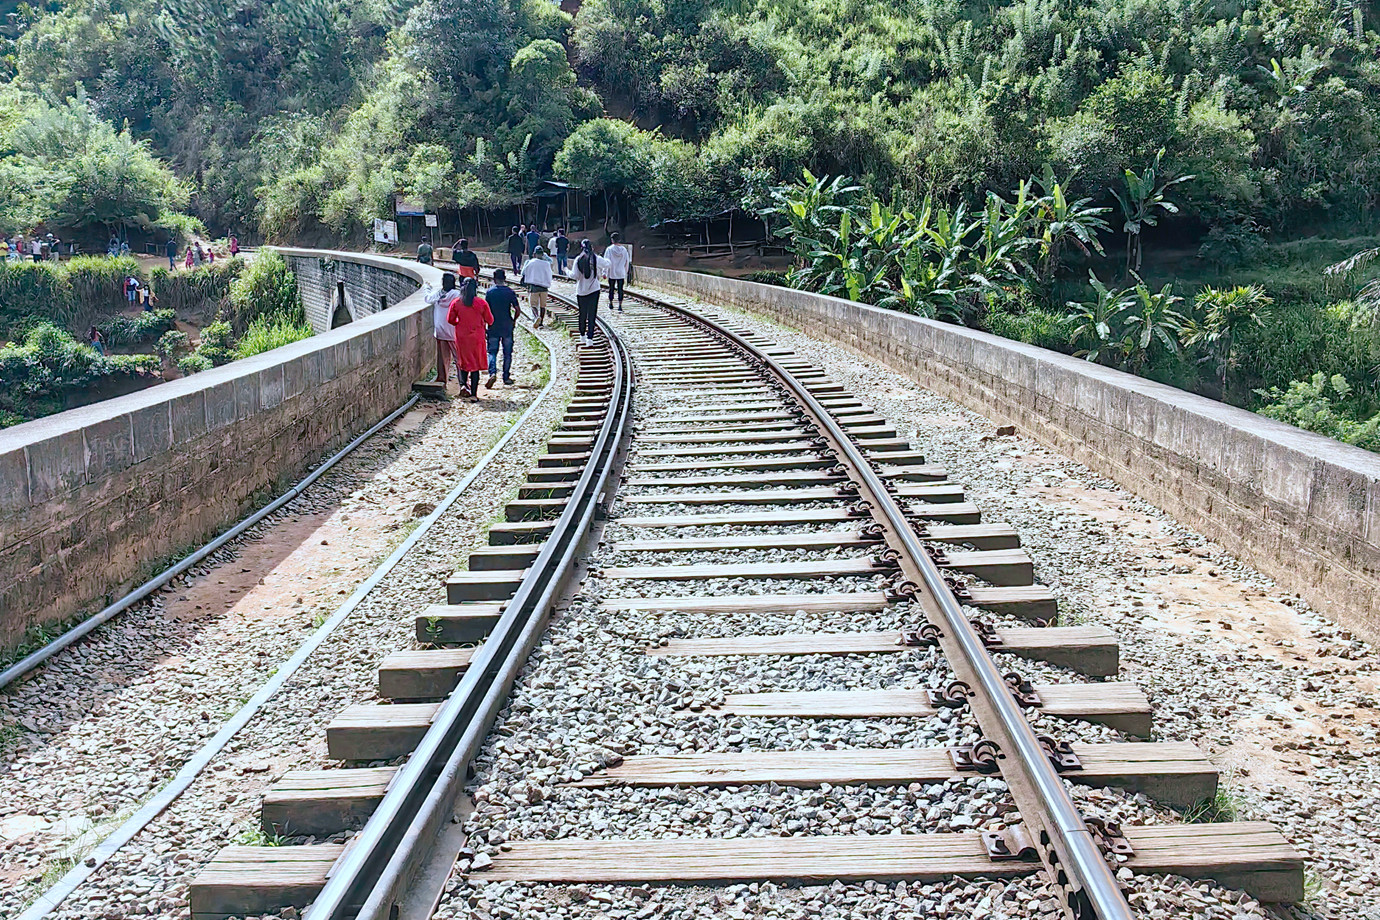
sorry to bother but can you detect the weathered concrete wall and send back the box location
[637,266,1380,642]
[287,252,422,334]
[0,251,439,649]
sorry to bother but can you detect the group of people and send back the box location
[425,268,521,400]
[167,236,238,270]
[421,228,634,398]
[3,234,66,262]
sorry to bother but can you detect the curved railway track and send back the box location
[188,279,1303,920]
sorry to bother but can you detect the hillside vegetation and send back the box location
[2,0,1378,438]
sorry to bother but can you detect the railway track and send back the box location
[188,282,1304,920]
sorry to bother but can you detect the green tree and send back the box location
[553,118,655,229]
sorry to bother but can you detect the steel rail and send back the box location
[653,296,1135,920]
[17,316,565,920]
[305,309,633,920]
[0,392,420,693]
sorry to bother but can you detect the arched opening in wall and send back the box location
[331,281,353,329]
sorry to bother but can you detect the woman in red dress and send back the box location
[447,278,493,399]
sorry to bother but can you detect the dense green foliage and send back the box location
[234,313,314,359]
[150,258,244,315]
[1256,373,1380,450]
[227,249,301,329]
[0,87,190,234]
[99,308,176,347]
[0,254,142,336]
[0,321,159,425]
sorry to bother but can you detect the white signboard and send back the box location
[373,219,398,244]
[424,213,438,228]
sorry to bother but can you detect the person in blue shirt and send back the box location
[484,269,521,388]
[525,225,540,257]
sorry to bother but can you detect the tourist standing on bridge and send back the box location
[425,272,463,392]
[484,268,519,389]
[447,278,493,400]
[604,233,631,313]
[417,236,433,265]
[570,238,609,346]
[521,246,552,328]
[553,228,569,275]
[507,225,525,274]
[453,238,480,280]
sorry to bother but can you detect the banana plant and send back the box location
[1032,166,1109,284]
[1064,271,1131,365]
[1118,275,1186,372]
[1112,149,1194,276]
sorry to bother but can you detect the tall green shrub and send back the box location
[227,249,301,330]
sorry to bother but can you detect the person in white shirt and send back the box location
[424,272,463,392]
[520,246,554,328]
[604,232,631,312]
[567,238,609,345]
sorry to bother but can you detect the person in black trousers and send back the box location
[506,226,524,274]
[569,240,609,345]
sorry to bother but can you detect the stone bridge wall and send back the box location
[0,250,439,650]
[636,266,1380,642]
[288,252,422,334]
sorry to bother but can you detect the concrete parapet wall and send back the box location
[289,252,422,334]
[636,265,1380,642]
[0,250,439,649]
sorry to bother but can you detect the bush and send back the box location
[152,259,245,317]
[743,270,789,287]
[0,255,145,339]
[1256,373,1380,452]
[101,309,176,347]
[193,320,236,366]
[177,353,214,375]
[0,322,160,423]
[227,250,301,330]
[234,313,314,359]
[157,329,190,358]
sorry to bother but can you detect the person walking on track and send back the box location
[525,224,540,258]
[605,232,631,313]
[484,268,520,389]
[447,278,493,399]
[453,238,480,280]
[553,228,569,275]
[507,225,525,274]
[521,246,553,328]
[568,238,609,346]
[425,272,463,393]
[417,236,433,265]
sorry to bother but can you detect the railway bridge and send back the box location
[1,249,1376,920]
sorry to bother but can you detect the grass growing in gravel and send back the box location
[0,720,24,756]
[1183,781,1245,823]
[236,826,287,846]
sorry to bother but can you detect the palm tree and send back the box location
[1112,149,1194,276]
[1180,285,1270,398]
[1325,246,1380,315]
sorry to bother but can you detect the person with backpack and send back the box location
[552,228,569,275]
[568,238,609,346]
[484,268,520,388]
[507,225,525,274]
[446,278,493,399]
[453,238,481,279]
[417,236,433,265]
[521,246,553,328]
[605,232,632,313]
[425,272,463,393]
